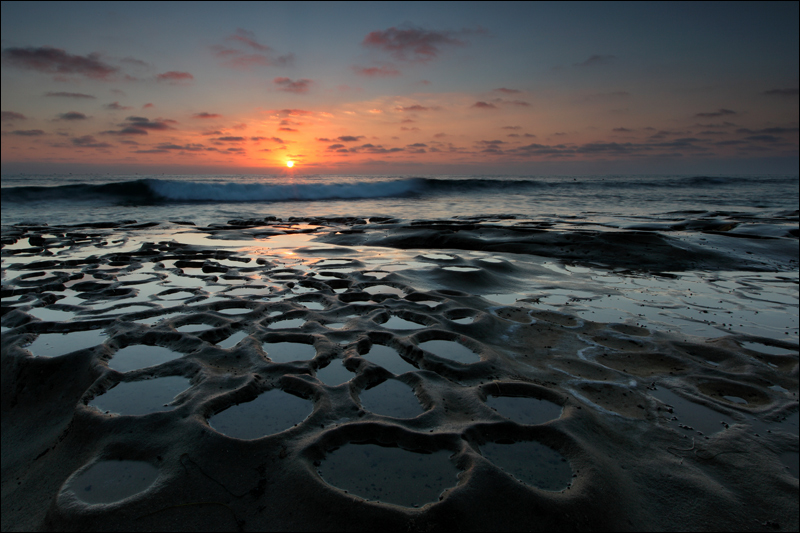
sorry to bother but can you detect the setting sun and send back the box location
[286,161,294,168]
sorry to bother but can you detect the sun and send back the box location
[286,161,294,168]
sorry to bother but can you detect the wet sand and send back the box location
[2,216,798,531]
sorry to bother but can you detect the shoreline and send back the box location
[2,216,798,531]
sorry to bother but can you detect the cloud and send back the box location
[154,143,208,152]
[501,126,521,130]
[574,54,616,67]
[124,116,176,130]
[103,126,148,135]
[2,46,118,79]
[156,71,194,84]
[45,91,95,99]
[337,135,365,142]
[278,127,298,132]
[227,28,271,52]
[273,77,312,93]
[736,127,798,135]
[57,112,88,121]
[214,29,293,69]
[694,108,737,118]
[105,102,132,110]
[11,129,45,136]
[72,135,112,148]
[396,104,429,112]
[471,101,497,109]
[763,88,798,97]
[362,26,479,62]
[270,109,313,117]
[193,112,222,119]
[354,65,401,77]
[407,143,428,148]
[143,103,154,109]
[494,88,521,94]
[214,136,246,142]
[327,144,345,150]
[613,127,633,132]
[2,111,27,121]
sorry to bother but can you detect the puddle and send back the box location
[363,345,418,375]
[317,444,458,507]
[217,308,251,315]
[264,342,316,363]
[159,291,194,300]
[219,331,249,349]
[24,329,106,357]
[109,345,183,372]
[451,317,474,325]
[651,387,731,436]
[268,318,306,329]
[381,316,425,330]
[409,300,439,308]
[300,301,325,310]
[740,342,797,356]
[315,360,355,386]
[177,324,214,333]
[89,376,191,415]
[485,395,563,425]
[359,379,423,418]
[418,340,481,364]
[364,285,405,297]
[480,441,572,491]
[442,266,481,273]
[485,294,520,305]
[780,451,799,479]
[422,253,456,261]
[28,307,77,322]
[67,460,159,504]
[208,389,313,439]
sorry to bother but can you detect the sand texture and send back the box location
[2,216,798,531]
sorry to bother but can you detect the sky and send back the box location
[1,1,798,175]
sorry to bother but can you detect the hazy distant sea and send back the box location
[1,174,797,227]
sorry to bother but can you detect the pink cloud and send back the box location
[156,71,194,83]
[471,101,497,109]
[193,112,222,119]
[274,77,312,94]
[353,65,401,77]
[1,111,27,121]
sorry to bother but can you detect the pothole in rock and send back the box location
[24,329,106,358]
[28,307,77,322]
[363,345,418,375]
[418,340,481,364]
[485,395,563,425]
[364,285,405,297]
[264,341,316,363]
[316,360,355,386]
[208,389,313,439]
[317,444,459,507]
[67,460,159,504]
[650,387,732,436]
[219,331,249,349]
[268,318,306,329]
[740,341,797,356]
[217,307,251,315]
[381,316,426,330]
[359,379,424,418]
[480,440,572,491]
[89,376,191,415]
[158,290,195,300]
[109,345,183,372]
[177,323,215,333]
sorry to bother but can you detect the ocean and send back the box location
[2,173,798,227]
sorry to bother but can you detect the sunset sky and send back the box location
[1,1,797,175]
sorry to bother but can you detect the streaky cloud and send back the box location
[694,108,737,118]
[57,112,88,120]
[574,54,616,67]
[363,25,480,62]
[193,112,222,119]
[2,111,27,121]
[763,88,798,96]
[471,101,497,109]
[354,65,401,77]
[45,91,95,99]
[10,129,45,136]
[2,46,118,79]
[156,71,194,83]
[274,77,312,94]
